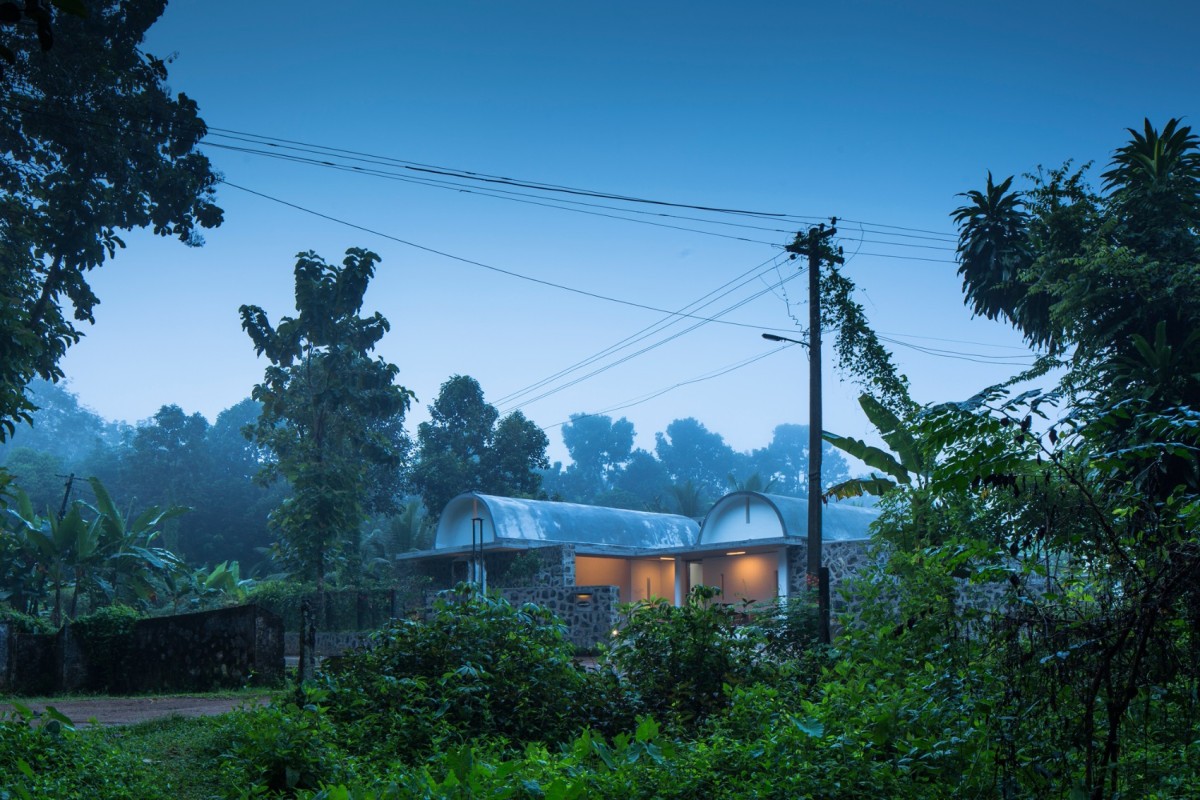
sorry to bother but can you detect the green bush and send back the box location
[215,692,351,797]
[0,705,165,799]
[605,585,771,730]
[318,584,616,757]
[0,605,54,634]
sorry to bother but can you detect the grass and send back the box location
[0,685,285,706]
[89,713,237,800]
[0,688,284,799]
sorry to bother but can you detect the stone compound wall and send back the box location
[787,540,882,618]
[110,604,284,693]
[0,605,284,696]
[284,630,375,658]
[289,581,619,657]
[533,545,577,587]
[0,625,59,696]
[256,586,426,632]
[497,584,619,650]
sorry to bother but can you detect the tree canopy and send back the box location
[0,0,222,441]
[412,375,549,518]
[241,248,413,588]
[954,118,1200,402]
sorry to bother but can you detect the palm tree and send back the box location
[951,172,1045,346]
[669,480,708,519]
[725,472,779,494]
[1101,118,1200,261]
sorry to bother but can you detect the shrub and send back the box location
[318,585,608,757]
[605,585,771,730]
[0,705,165,799]
[0,605,53,634]
[216,691,351,797]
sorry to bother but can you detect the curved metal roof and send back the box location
[435,492,699,552]
[698,491,876,545]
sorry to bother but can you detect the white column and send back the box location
[777,547,789,599]
[674,557,685,606]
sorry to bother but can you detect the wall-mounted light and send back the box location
[726,550,746,556]
[575,593,593,604]
[658,556,674,561]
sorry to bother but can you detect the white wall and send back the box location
[701,495,784,544]
[575,556,631,603]
[698,552,779,606]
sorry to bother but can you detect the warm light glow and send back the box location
[658,556,674,561]
[726,550,746,556]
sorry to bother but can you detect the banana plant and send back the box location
[822,394,930,501]
[170,560,254,611]
[6,488,101,625]
[4,478,189,622]
[82,477,189,607]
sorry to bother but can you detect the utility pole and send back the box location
[57,473,76,519]
[784,219,843,644]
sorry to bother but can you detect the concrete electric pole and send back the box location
[783,219,843,644]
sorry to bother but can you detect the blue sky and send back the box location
[54,0,1198,465]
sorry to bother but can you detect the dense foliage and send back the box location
[0,0,222,440]
[241,248,415,589]
[411,375,550,520]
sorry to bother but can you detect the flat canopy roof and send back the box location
[434,492,700,553]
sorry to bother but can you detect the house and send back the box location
[398,490,878,647]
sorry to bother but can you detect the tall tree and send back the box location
[483,410,549,498]
[559,413,634,501]
[0,0,222,439]
[0,379,121,468]
[194,398,286,569]
[653,417,738,502]
[913,118,1200,797]
[412,375,549,517]
[748,423,850,496]
[953,118,1200,385]
[612,448,671,510]
[241,248,413,589]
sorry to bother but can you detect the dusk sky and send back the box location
[53,0,1197,465]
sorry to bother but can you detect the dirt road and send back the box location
[5,695,271,728]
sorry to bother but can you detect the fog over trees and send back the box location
[0,374,854,574]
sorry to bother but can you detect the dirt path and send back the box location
[6,695,271,728]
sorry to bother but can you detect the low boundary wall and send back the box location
[0,604,284,696]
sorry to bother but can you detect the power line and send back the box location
[4,97,967,243]
[877,335,1035,365]
[877,329,1032,351]
[853,252,957,264]
[5,99,968,262]
[543,346,786,430]
[493,253,790,407]
[205,141,786,246]
[499,266,808,414]
[220,179,801,332]
[206,126,797,220]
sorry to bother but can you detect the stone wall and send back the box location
[284,630,374,657]
[255,586,425,632]
[0,625,59,696]
[109,604,284,693]
[0,605,284,696]
[786,540,881,617]
[498,584,618,650]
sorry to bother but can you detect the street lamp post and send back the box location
[762,330,831,644]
